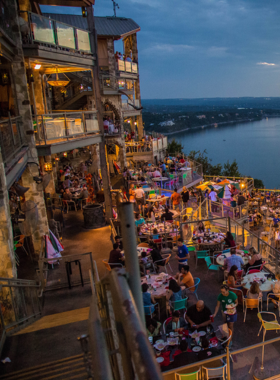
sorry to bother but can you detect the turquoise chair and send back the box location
[205,256,220,280]
[185,278,200,300]
[195,250,209,267]
[175,368,201,380]
[170,297,188,312]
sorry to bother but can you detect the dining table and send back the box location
[140,222,178,236]
[242,272,275,292]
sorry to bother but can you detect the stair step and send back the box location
[0,354,91,380]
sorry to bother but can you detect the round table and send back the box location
[192,233,225,250]
[216,251,250,266]
[242,272,275,292]
[141,273,171,296]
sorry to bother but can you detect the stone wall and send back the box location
[107,38,115,75]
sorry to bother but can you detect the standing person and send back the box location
[171,188,181,210]
[213,284,238,339]
[134,185,145,214]
[237,192,246,206]
[176,238,189,270]
[209,188,217,212]
[160,161,166,175]
[129,184,136,209]
[181,186,189,209]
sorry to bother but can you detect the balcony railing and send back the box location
[34,111,100,145]
[117,59,138,74]
[122,99,140,111]
[100,74,135,95]
[0,116,26,167]
[20,12,92,53]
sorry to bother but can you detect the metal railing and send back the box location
[122,99,140,111]
[20,11,92,53]
[34,111,100,145]
[204,175,254,193]
[0,116,27,166]
[0,277,42,355]
[209,199,249,221]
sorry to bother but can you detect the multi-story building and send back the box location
[0,0,112,278]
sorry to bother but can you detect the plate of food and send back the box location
[167,338,178,346]
[154,342,166,351]
[192,346,202,352]
[199,331,206,336]
[156,357,164,363]
[155,339,164,344]
[224,304,236,315]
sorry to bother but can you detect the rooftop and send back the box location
[42,13,140,38]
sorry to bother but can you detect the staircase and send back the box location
[0,354,89,380]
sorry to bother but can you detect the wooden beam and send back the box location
[36,0,95,6]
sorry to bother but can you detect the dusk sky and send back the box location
[42,0,280,99]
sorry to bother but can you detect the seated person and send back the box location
[185,301,212,332]
[142,283,156,315]
[79,185,88,199]
[197,337,222,361]
[166,279,182,305]
[244,247,262,271]
[135,212,145,227]
[224,231,236,248]
[114,235,123,250]
[166,311,187,334]
[149,242,165,270]
[175,265,195,292]
[146,318,161,337]
[160,207,173,222]
[197,221,205,233]
[154,201,163,212]
[108,243,124,268]
[152,228,159,240]
[172,340,197,368]
[224,248,244,271]
[268,272,280,308]
[63,188,72,201]
[247,281,263,299]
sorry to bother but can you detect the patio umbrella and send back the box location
[45,230,63,263]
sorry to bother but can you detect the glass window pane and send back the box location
[132,63,138,74]
[118,60,125,71]
[56,22,75,49]
[125,62,132,72]
[77,29,90,52]
[30,14,55,44]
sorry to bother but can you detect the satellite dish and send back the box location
[20,200,39,236]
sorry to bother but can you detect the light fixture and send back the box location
[63,152,67,157]
[81,6,87,17]
[34,64,41,70]
[80,84,84,90]
[44,162,53,172]
[55,157,60,161]
[134,122,137,125]
[47,67,70,87]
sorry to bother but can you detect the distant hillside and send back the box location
[141,97,280,109]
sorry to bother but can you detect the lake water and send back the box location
[168,117,280,189]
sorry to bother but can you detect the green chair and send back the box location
[170,297,188,312]
[175,368,201,380]
[205,256,220,280]
[231,232,236,241]
[187,246,196,253]
[149,190,155,195]
[195,250,209,267]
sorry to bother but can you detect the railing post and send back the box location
[226,346,231,380]
[222,203,224,217]
[64,112,68,139]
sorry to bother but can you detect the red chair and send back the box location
[248,269,261,274]
[163,317,172,333]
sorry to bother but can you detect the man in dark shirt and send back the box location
[115,235,123,250]
[185,300,212,332]
[237,193,246,206]
[181,186,190,208]
[161,207,173,222]
[149,243,165,268]
[172,340,198,369]
[108,243,124,268]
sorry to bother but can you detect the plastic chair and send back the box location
[175,368,201,380]
[267,293,280,317]
[248,269,261,275]
[14,235,28,256]
[257,312,280,336]
[205,256,220,280]
[170,297,188,312]
[163,316,172,334]
[144,303,159,319]
[185,277,200,300]
[246,262,265,274]
[154,254,172,273]
[63,199,77,213]
[202,363,227,379]
[102,259,122,272]
[195,250,210,268]
[244,298,262,322]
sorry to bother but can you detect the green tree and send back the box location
[222,160,241,177]
[167,139,183,155]
[254,178,264,189]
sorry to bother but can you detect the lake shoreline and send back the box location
[164,115,280,136]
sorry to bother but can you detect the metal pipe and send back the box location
[226,347,231,380]
[109,270,163,380]
[88,293,114,380]
[119,202,145,324]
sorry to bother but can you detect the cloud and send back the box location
[257,62,276,66]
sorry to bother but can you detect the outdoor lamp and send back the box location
[34,64,41,70]
[44,162,53,172]
[63,152,67,157]
[55,157,60,161]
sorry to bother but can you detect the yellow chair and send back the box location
[175,368,201,380]
[186,207,193,216]
[102,259,122,272]
[244,298,262,322]
[257,312,280,337]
